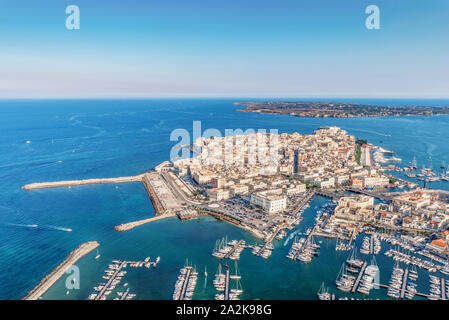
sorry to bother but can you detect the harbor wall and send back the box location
[114,213,176,231]
[23,241,100,300]
[22,175,144,190]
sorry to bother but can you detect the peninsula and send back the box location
[234,101,449,118]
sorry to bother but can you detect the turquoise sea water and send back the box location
[0,98,449,300]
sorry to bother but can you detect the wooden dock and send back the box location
[120,289,129,300]
[347,225,361,249]
[95,261,126,300]
[351,262,367,293]
[224,240,244,259]
[400,268,409,299]
[178,267,192,300]
[377,283,436,299]
[442,278,446,300]
[294,225,317,259]
[224,269,230,300]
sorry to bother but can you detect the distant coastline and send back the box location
[234,101,449,118]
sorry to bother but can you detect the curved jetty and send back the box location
[23,241,100,300]
[114,213,176,231]
[22,175,144,190]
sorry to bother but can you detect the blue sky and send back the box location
[0,0,448,98]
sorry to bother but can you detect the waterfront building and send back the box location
[250,191,287,214]
[362,175,389,188]
[338,195,374,210]
[393,191,431,210]
[207,188,230,201]
[192,170,214,185]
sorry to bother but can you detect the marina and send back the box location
[6,100,449,301]
[213,262,243,300]
[91,256,160,300]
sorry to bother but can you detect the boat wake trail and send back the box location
[43,225,73,232]
[6,223,72,232]
[6,223,39,229]
[345,128,392,137]
[283,229,300,246]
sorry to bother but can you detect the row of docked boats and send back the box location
[335,238,353,251]
[387,265,404,298]
[89,261,128,300]
[427,275,449,300]
[384,248,438,272]
[357,258,379,295]
[416,249,447,266]
[360,235,381,255]
[172,263,198,300]
[286,236,320,263]
[212,237,247,260]
[378,234,415,252]
[212,236,233,259]
[404,268,419,300]
[252,242,273,259]
[335,263,356,292]
[214,263,244,300]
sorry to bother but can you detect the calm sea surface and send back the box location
[0,98,448,300]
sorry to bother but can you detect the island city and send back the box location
[21,124,449,300]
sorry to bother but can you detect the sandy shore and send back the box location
[23,241,100,300]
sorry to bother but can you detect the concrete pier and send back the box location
[400,269,409,299]
[179,267,192,300]
[95,261,126,300]
[224,240,244,259]
[224,269,230,300]
[24,241,100,300]
[442,278,446,300]
[351,262,367,293]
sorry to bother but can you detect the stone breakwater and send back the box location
[22,175,144,190]
[23,241,100,300]
[114,213,176,231]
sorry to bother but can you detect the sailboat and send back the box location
[335,263,354,292]
[230,261,241,280]
[95,249,100,260]
[231,278,243,295]
[317,282,331,300]
[346,245,363,269]
[213,264,225,292]
[441,165,449,181]
[411,155,418,170]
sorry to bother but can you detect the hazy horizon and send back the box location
[1,0,449,99]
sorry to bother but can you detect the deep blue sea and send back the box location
[1,98,449,300]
